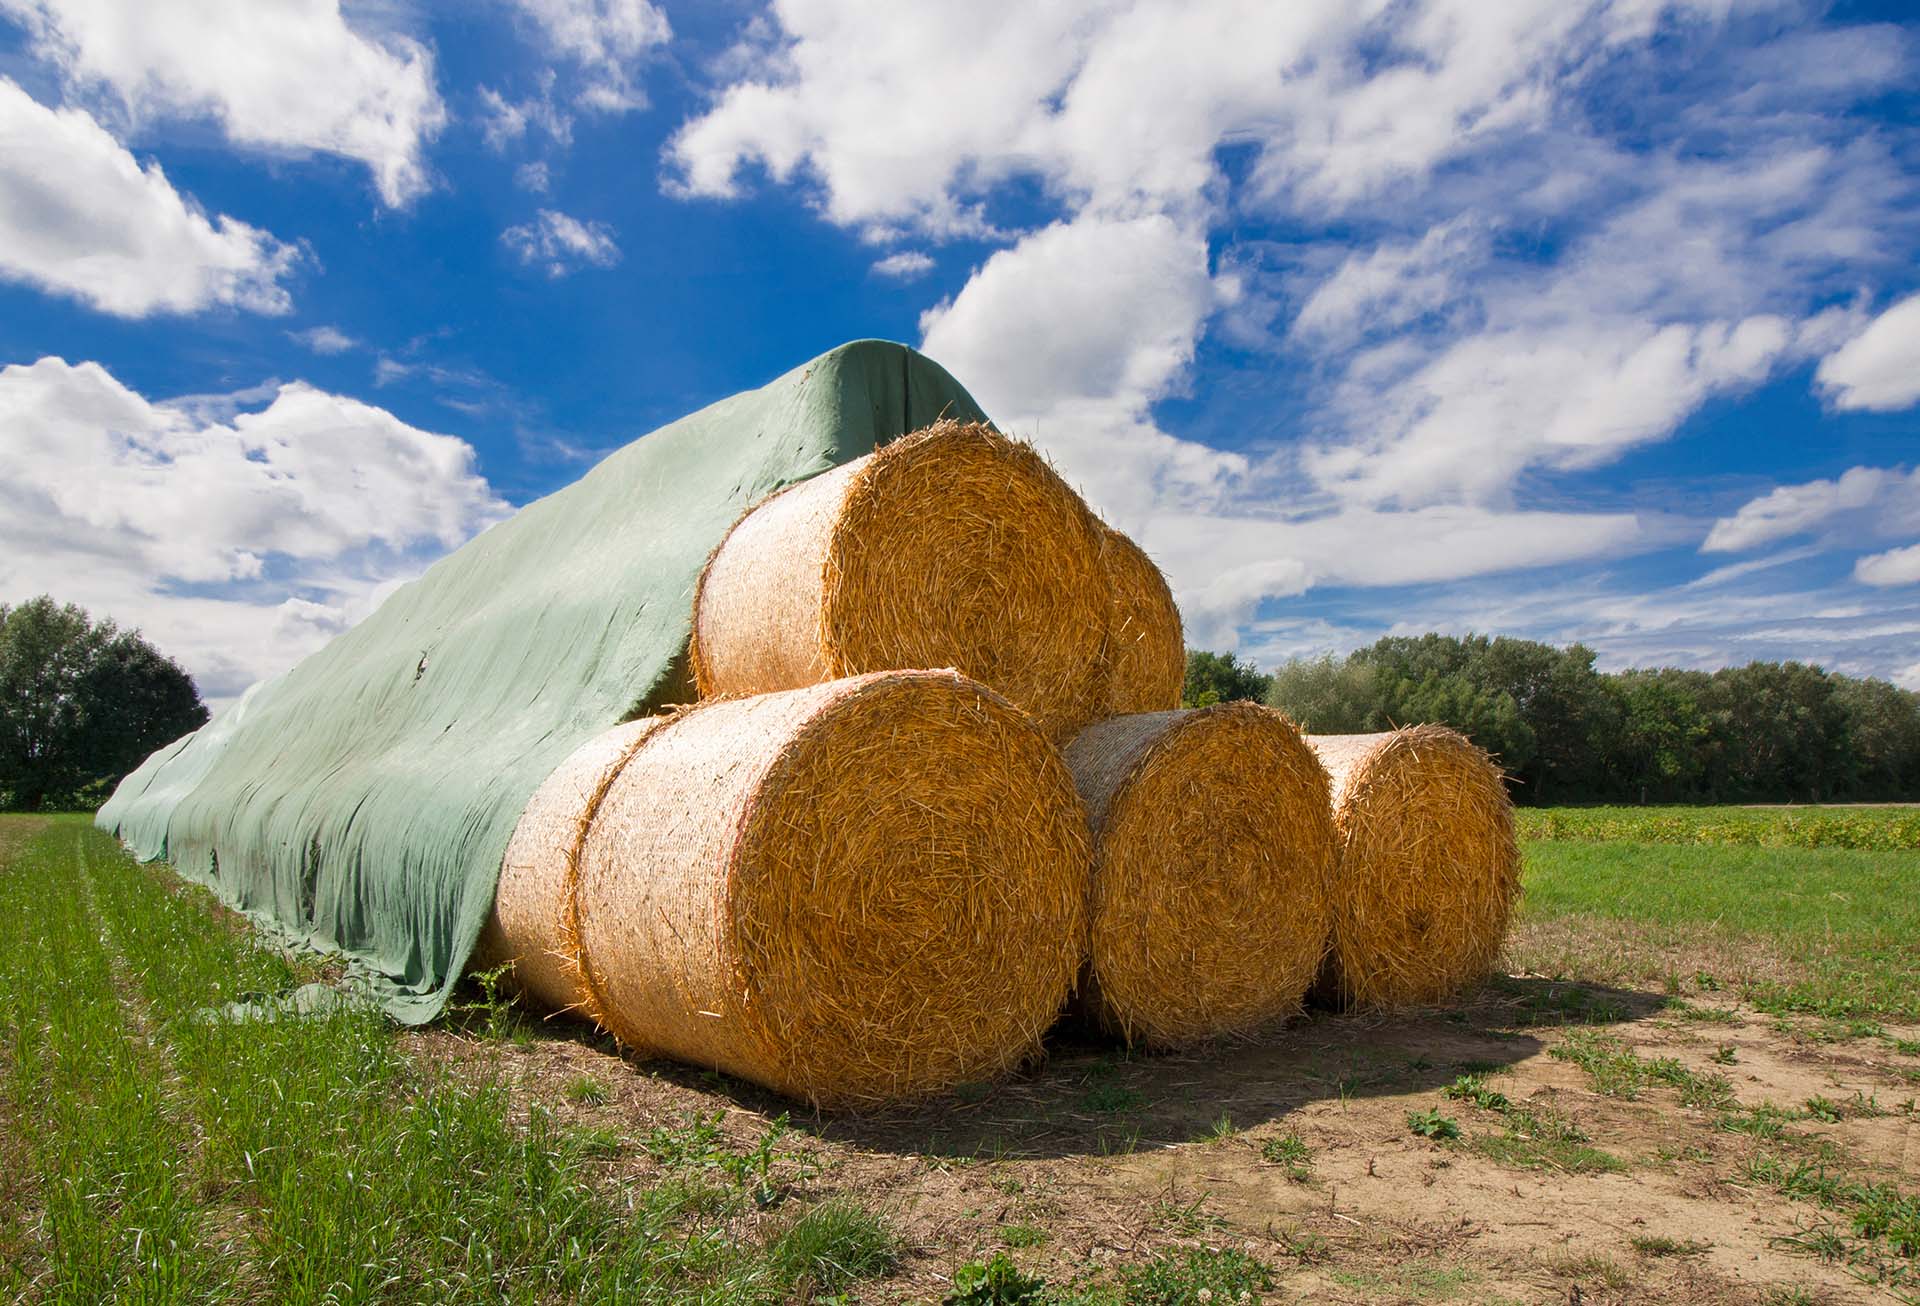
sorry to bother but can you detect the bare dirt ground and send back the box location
[411,922,1920,1305]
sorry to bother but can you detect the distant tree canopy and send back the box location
[0,596,208,811]
[1185,633,1919,805]
[1181,649,1273,709]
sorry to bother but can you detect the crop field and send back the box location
[3,810,1918,1304]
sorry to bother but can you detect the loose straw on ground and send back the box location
[1098,527,1184,716]
[486,670,1091,1108]
[691,420,1110,741]
[1307,726,1519,1009]
[1064,702,1335,1047]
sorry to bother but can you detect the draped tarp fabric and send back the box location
[96,341,990,1023]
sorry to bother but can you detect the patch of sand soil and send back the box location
[412,974,1920,1304]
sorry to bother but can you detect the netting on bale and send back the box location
[1308,726,1519,1009]
[690,420,1111,741]
[487,671,1091,1108]
[94,341,990,1023]
[1098,528,1184,716]
[1063,702,1335,1048]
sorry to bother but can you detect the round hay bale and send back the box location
[1307,726,1519,1009]
[575,669,1090,1107]
[1064,702,1335,1047]
[691,420,1110,741]
[1099,527,1184,716]
[476,716,667,1013]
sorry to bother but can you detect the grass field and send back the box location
[3,808,1917,1304]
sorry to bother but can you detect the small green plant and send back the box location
[1260,1130,1313,1180]
[1804,1095,1844,1124]
[1203,1112,1235,1143]
[1444,1073,1510,1110]
[1121,1247,1274,1304]
[1407,1107,1461,1140]
[766,1196,898,1294]
[563,1074,609,1106]
[1078,1080,1140,1114]
[944,1252,1049,1305]
[999,1223,1047,1249]
[1710,1044,1738,1065]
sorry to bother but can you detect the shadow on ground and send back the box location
[452,972,1670,1161]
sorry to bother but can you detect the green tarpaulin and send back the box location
[97,341,990,1022]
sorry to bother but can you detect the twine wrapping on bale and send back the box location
[474,716,666,1013]
[1307,726,1519,1009]
[1064,702,1335,1047]
[491,669,1091,1108]
[1098,527,1184,716]
[691,420,1110,741]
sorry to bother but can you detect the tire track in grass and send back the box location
[0,819,226,1302]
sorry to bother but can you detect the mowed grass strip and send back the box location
[0,820,225,1302]
[0,816,898,1304]
[1513,837,1920,1020]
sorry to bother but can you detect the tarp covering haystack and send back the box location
[1064,703,1335,1047]
[1307,726,1520,1009]
[483,670,1090,1107]
[98,341,991,1023]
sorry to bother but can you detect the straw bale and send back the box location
[1307,726,1519,1009]
[575,669,1090,1107]
[476,716,666,1012]
[1064,702,1335,1047]
[691,420,1110,740]
[1098,527,1184,716]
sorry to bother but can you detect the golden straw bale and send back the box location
[476,716,666,1013]
[1307,726,1519,1009]
[574,670,1090,1108]
[691,420,1110,740]
[1098,527,1184,715]
[1064,702,1335,1047]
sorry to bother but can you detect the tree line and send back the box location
[1184,637,1920,805]
[1,596,208,811]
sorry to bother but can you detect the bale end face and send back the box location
[694,420,1111,742]
[579,670,1093,1108]
[1067,702,1336,1048]
[1312,725,1519,1009]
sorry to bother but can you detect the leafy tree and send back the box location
[1832,675,1920,800]
[1181,649,1272,708]
[0,597,207,810]
[1265,655,1381,732]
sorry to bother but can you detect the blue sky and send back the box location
[3,0,1918,705]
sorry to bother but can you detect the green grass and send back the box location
[1518,838,1920,1019]
[1517,804,1920,850]
[1259,1129,1313,1180]
[1549,1030,1736,1109]
[0,817,888,1304]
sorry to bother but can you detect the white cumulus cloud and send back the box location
[1705,466,1920,553]
[1,0,445,206]
[871,251,934,280]
[0,78,298,317]
[1816,293,1920,412]
[1855,542,1920,588]
[508,0,670,112]
[0,356,509,700]
[501,209,621,275]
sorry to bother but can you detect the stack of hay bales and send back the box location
[486,416,1518,1104]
